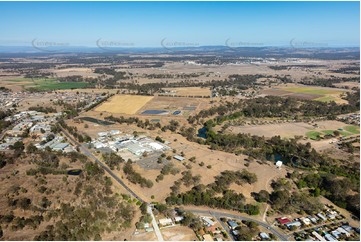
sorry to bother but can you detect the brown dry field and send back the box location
[118,59,359,84]
[89,95,212,122]
[95,95,154,114]
[50,67,103,78]
[160,225,198,241]
[17,93,59,111]
[260,83,351,104]
[228,120,349,139]
[0,76,31,92]
[333,81,360,89]
[162,87,211,96]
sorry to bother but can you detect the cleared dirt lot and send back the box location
[161,225,197,241]
[95,95,154,114]
[228,120,350,139]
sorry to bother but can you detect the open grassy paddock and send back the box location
[281,86,347,103]
[306,125,359,140]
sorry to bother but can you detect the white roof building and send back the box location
[173,155,185,161]
[149,142,164,150]
[300,217,311,226]
[312,231,326,241]
[317,213,328,221]
[201,217,216,227]
[158,218,173,226]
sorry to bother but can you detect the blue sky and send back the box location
[0,1,359,47]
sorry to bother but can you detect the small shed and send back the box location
[173,155,185,161]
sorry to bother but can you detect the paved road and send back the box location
[61,127,168,240]
[60,127,144,203]
[186,209,290,241]
[147,205,164,241]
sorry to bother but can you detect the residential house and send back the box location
[324,233,338,241]
[202,217,216,227]
[277,217,291,225]
[285,221,301,229]
[158,218,173,227]
[317,213,328,221]
[312,231,326,241]
[227,220,238,230]
[260,232,270,240]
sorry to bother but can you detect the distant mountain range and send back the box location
[0,45,359,59]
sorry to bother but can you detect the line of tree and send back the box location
[123,161,153,188]
[188,91,360,124]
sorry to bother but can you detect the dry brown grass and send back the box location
[95,95,154,114]
[161,225,198,241]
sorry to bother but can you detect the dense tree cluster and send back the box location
[188,94,360,124]
[58,120,91,143]
[269,178,324,214]
[123,161,153,188]
[102,152,124,170]
[295,172,360,217]
[0,110,12,133]
[166,169,260,215]
[28,106,57,114]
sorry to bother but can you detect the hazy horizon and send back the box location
[0,1,359,49]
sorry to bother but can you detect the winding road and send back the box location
[185,209,290,241]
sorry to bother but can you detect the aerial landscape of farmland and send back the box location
[0,1,359,241]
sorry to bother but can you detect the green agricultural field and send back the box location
[25,78,90,91]
[306,131,322,140]
[3,78,90,91]
[344,125,360,135]
[284,87,343,95]
[306,126,359,140]
[322,130,350,136]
